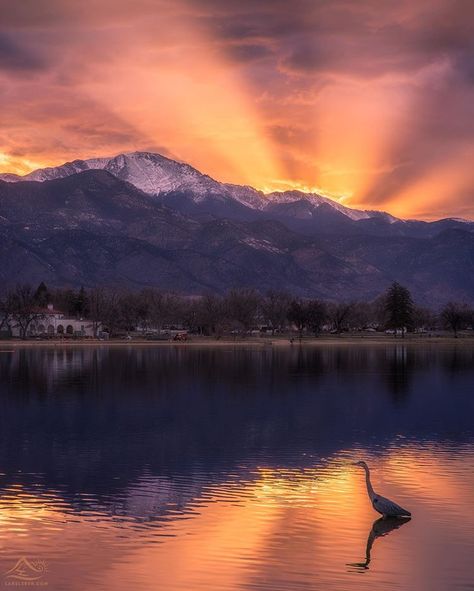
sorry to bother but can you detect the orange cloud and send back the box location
[1,0,473,219]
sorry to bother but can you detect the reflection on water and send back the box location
[347,517,412,571]
[0,344,473,590]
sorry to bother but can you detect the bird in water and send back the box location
[353,461,411,518]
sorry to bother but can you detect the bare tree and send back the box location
[0,293,13,332]
[195,294,227,336]
[141,289,165,331]
[133,289,152,333]
[261,290,291,335]
[161,293,186,327]
[306,299,327,335]
[413,306,437,333]
[117,291,143,335]
[465,307,474,331]
[328,302,356,334]
[7,285,44,339]
[287,298,308,341]
[88,288,109,337]
[441,302,468,338]
[350,301,375,330]
[225,288,261,334]
[98,290,123,336]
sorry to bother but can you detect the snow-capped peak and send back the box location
[0,152,224,199]
[0,151,399,222]
[104,151,229,198]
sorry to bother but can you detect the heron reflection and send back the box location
[347,516,411,571]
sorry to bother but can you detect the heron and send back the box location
[353,461,411,518]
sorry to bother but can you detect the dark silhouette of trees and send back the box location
[7,285,44,339]
[97,290,123,336]
[161,292,186,327]
[142,289,165,331]
[413,306,437,332]
[0,293,13,332]
[466,307,474,331]
[384,282,414,337]
[88,288,108,337]
[328,302,355,334]
[75,286,89,317]
[4,280,474,340]
[34,282,50,307]
[225,288,261,334]
[306,300,327,335]
[261,290,291,335]
[287,299,307,340]
[117,292,144,335]
[52,288,80,317]
[287,299,328,338]
[441,302,469,337]
[195,294,227,336]
[350,301,374,330]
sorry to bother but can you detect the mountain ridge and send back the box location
[0,151,401,223]
[0,168,473,305]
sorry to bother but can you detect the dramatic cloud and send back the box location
[0,31,45,73]
[0,0,473,218]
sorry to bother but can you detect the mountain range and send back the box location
[1,151,473,305]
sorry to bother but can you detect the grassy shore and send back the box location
[2,333,474,348]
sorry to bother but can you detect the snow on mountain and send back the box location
[0,151,399,223]
[221,183,266,209]
[0,152,222,197]
[0,158,109,182]
[104,152,226,197]
[445,217,471,223]
[263,190,400,223]
[264,190,374,221]
[0,172,25,182]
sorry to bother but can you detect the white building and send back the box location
[10,304,99,338]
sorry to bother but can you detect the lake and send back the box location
[0,343,473,590]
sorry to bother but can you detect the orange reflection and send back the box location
[1,447,473,590]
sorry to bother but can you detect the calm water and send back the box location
[0,344,473,591]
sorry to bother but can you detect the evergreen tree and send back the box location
[75,286,89,317]
[33,281,50,307]
[384,282,414,337]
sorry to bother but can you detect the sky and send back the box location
[1,0,473,219]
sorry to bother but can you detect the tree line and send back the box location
[1,281,473,339]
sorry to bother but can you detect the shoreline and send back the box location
[2,334,474,348]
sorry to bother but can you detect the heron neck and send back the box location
[364,466,375,498]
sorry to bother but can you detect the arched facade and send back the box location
[10,305,99,338]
